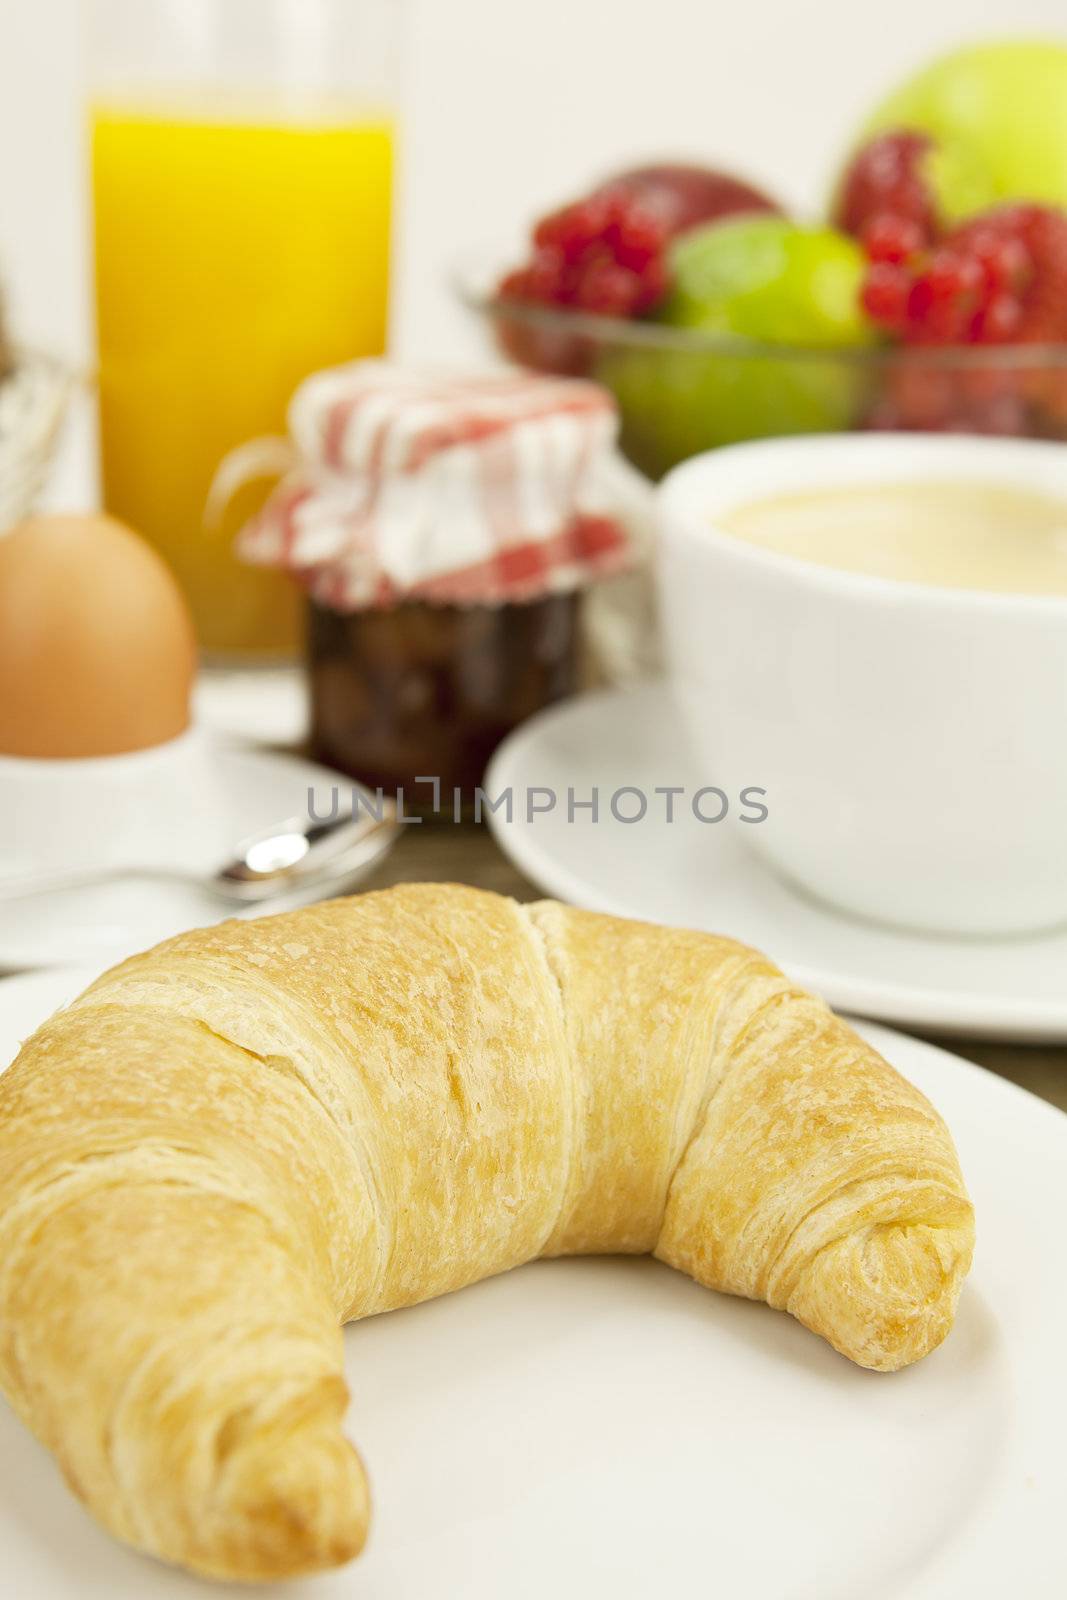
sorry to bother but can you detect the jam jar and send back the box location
[238,361,636,796]
[308,591,579,793]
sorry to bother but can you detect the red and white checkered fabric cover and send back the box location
[238,361,637,609]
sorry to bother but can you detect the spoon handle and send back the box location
[0,814,401,904]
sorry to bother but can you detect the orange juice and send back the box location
[92,106,394,657]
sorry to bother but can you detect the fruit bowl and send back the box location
[457,259,1067,481]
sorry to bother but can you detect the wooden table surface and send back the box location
[358,820,1067,1115]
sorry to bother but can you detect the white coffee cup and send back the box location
[658,433,1067,937]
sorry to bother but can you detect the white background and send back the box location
[2,0,1066,368]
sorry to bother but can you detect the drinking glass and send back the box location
[89,0,401,659]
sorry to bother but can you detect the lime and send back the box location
[596,217,876,475]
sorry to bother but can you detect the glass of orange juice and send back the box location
[88,0,400,660]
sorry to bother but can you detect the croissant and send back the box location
[0,883,973,1581]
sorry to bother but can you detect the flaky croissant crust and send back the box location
[0,885,973,1581]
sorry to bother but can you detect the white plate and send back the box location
[486,683,1067,1043]
[0,967,1064,1597]
[0,745,376,972]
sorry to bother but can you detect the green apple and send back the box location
[919,138,999,226]
[595,217,877,475]
[662,215,874,344]
[864,39,1067,208]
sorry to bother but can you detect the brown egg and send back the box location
[0,513,197,758]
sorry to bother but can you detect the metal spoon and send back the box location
[0,801,400,905]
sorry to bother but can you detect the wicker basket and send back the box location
[0,352,71,532]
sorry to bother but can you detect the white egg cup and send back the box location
[658,433,1067,938]
[2,726,234,884]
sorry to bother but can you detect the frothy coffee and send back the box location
[716,481,1067,595]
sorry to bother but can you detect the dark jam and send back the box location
[308,593,580,797]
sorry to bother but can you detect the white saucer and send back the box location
[486,683,1067,1043]
[0,968,1065,1598]
[0,743,377,972]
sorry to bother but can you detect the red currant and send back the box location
[500,189,672,327]
[860,212,925,265]
[861,262,912,329]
